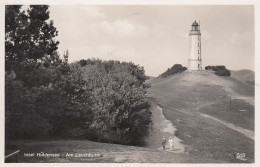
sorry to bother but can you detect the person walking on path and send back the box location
[169,136,174,150]
[162,136,166,150]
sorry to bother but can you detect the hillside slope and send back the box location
[231,69,255,85]
[5,139,224,163]
[146,70,254,162]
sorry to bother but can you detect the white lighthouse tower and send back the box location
[188,20,202,70]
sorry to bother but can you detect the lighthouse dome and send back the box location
[192,21,199,26]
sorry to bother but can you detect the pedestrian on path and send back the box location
[169,136,174,150]
[162,136,166,150]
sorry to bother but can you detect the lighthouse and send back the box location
[188,20,202,70]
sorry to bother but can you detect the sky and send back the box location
[48,5,254,76]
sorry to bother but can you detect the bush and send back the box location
[215,69,230,76]
[159,64,187,78]
[6,59,152,145]
[205,65,230,76]
[78,60,152,145]
[205,65,226,71]
[5,73,52,139]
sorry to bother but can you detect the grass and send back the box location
[147,70,254,163]
[162,105,254,163]
[5,139,225,163]
[200,99,254,131]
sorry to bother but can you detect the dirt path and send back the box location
[200,113,254,140]
[145,100,185,153]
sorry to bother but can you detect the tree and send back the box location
[5,5,65,139]
[5,6,152,144]
[5,5,59,70]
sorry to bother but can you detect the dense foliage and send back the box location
[159,64,187,78]
[76,59,151,144]
[205,65,231,76]
[5,5,152,145]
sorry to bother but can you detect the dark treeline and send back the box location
[205,65,231,76]
[5,5,152,145]
[159,64,187,78]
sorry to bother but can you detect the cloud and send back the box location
[202,30,210,40]
[91,19,150,38]
[229,32,240,43]
[228,31,252,47]
[82,6,106,20]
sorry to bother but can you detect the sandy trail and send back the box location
[145,101,185,153]
[200,113,254,140]
[156,106,186,153]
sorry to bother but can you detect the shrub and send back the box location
[215,69,230,76]
[205,65,226,71]
[5,73,52,139]
[79,61,152,145]
[205,65,230,76]
[159,64,187,78]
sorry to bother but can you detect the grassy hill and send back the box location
[146,70,254,162]
[5,70,254,163]
[231,69,255,85]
